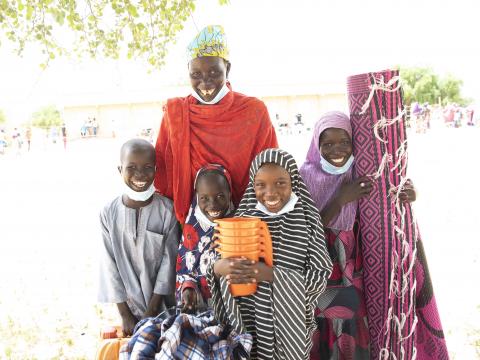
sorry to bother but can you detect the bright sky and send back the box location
[1,0,479,123]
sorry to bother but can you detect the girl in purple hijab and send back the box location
[301,111,372,360]
[301,111,416,360]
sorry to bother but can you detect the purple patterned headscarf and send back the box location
[299,111,357,231]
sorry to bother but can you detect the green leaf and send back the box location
[26,4,33,20]
[127,4,138,17]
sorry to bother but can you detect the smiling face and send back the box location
[319,128,353,167]
[254,163,292,213]
[188,56,231,102]
[196,172,231,222]
[118,144,156,192]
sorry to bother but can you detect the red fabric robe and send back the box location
[155,89,278,223]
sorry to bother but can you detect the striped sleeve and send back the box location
[205,263,230,327]
[304,215,332,305]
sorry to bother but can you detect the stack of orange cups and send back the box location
[214,218,273,297]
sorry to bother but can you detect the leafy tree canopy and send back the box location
[0,0,227,68]
[31,105,62,128]
[400,66,470,106]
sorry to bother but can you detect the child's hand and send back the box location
[214,257,257,284]
[251,261,273,283]
[181,288,197,314]
[399,179,416,203]
[338,176,373,205]
[121,312,139,336]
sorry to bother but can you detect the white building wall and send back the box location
[63,92,347,139]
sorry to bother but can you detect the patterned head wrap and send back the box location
[300,111,357,231]
[187,25,229,60]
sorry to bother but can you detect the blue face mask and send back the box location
[320,154,354,175]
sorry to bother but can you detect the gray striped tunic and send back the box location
[207,149,333,359]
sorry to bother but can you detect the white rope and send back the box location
[404,280,417,319]
[373,109,407,143]
[402,315,418,341]
[379,348,390,360]
[411,346,417,360]
[360,75,402,115]
[389,251,399,295]
[372,152,392,179]
[391,140,408,173]
[402,248,417,280]
[401,239,410,264]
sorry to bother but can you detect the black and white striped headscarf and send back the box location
[208,149,332,360]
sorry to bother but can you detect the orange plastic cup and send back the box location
[216,249,259,259]
[215,234,261,245]
[214,217,261,229]
[215,241,260,252]
[216,227,262,237]
[258,222,273,267]
[217,249,259,297]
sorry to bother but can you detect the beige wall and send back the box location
[63,93,347,138]
[261,93,348,129]
[63,102,163,139]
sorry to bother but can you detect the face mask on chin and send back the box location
[320,154,354,175]
[123,183,156,202]
[191,83,230,105]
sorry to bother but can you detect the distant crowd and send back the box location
[408,102,477,133]
[0,124,67,155]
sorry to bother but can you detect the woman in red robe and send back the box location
[155,25,278,223]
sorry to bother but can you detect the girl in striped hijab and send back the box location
[207,148,332,360]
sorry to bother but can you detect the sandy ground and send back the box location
[0,127,479,359]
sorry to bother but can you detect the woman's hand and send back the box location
[181,288,197,314]
[399,179,416,203]
[338,176,374,205]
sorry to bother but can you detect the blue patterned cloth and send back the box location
[120,310,252,359]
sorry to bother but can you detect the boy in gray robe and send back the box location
[98,139,180,335]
